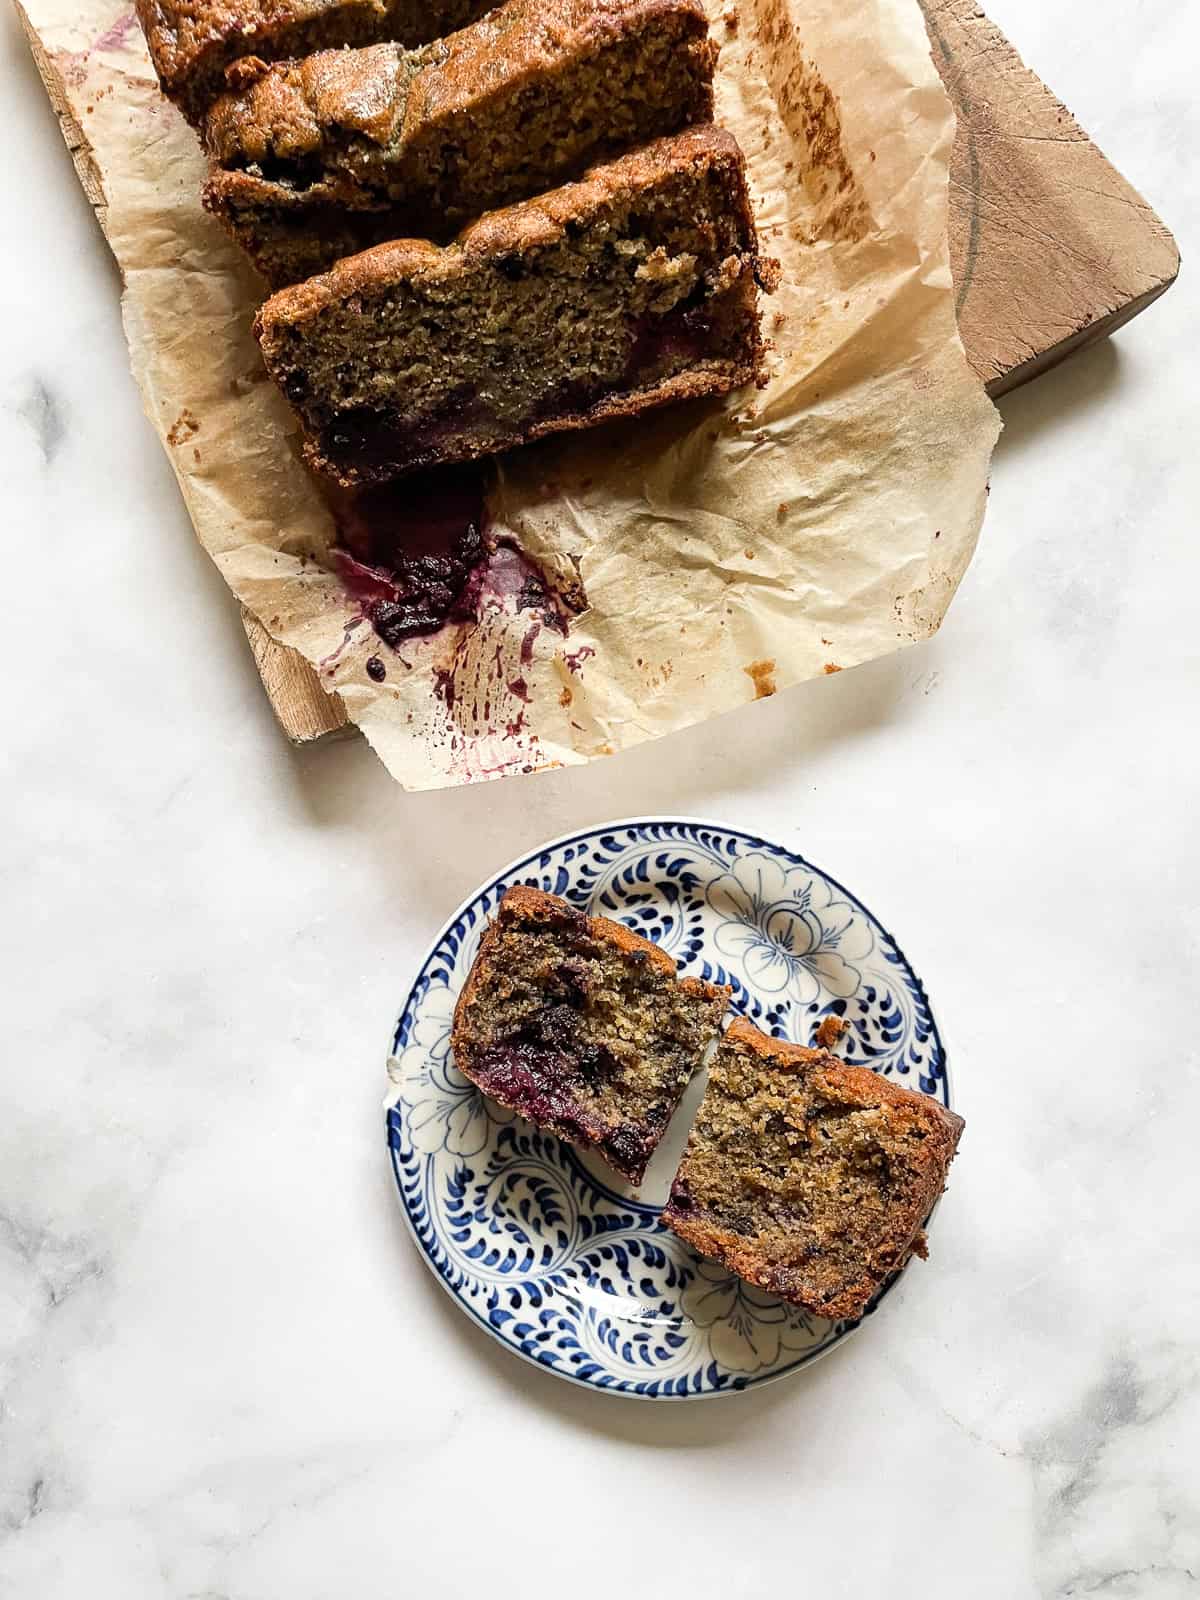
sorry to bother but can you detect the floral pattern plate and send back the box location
[385,818,950,1399]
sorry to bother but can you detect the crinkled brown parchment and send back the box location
[19,0,1000,788]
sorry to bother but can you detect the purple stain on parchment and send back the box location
[318,614,368,670]
[92,11,138,52]
[56,9,140,87]
[318,463,586,782]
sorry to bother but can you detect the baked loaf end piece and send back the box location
[451,886,729,1184]
[254,126,764,486]
[203,0,718,287]
[136,0,496,122]
[662,1019,964,1322]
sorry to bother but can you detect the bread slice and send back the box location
[136,0,497,122]
[661,1019,964,1321]
[203,0,717,287]
[254,127,764,486]
[451,886,729,1184]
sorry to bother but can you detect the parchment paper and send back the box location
[19,0,1000,788]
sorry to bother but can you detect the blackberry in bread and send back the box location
[254,126,765,485]
[451,886,729,1184]
[662,1019,964,1321]
[203,0,718,287]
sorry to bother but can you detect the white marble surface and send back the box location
[2,1,1198,1594]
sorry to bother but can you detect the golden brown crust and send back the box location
[490,884,678,977]
[205,0,712,163]
[136,0,497,121]
[719,1017,966,1140]
[258,125,749,320]
[461,124,748,255]
[662,1019,963,1323]
[201,0,717,286]
[411,0,712,121]
[204,40,412,163]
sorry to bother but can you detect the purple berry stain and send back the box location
[327,464,490,648]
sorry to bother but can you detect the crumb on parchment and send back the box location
[744,659,776,699]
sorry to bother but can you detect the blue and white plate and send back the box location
[385,818,950,1399]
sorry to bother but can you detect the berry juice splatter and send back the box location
[326,465,489,647]
[321,460,588,782]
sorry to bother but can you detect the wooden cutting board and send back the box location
[21,0,1180,746]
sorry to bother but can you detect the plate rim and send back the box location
[383,813,951,1401]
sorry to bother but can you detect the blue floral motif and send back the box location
[680,1257,823,1374]
[707,851,874,1001]
[384,819,951,1400]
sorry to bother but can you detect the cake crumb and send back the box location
[166,408,199,446]
[814,1014,847,1049]
[744,659,776,698]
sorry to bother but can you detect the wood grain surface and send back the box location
[924,0,1180,397]
[18,0,1180,746]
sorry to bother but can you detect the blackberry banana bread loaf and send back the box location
[254,127,765,485]
[203,0,718,287]
[662,1020,964,1321]
[136,0,496,121]
[451,886,729,1184]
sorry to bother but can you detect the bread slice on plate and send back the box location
[254,126,764,485]
[661,1019,964,1321]
[203,0,717,287]
[451,885,729,1184]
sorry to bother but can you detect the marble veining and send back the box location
[1028,1350,1199,1598]
[14,375,65,465]
[1,0,1197,1596]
